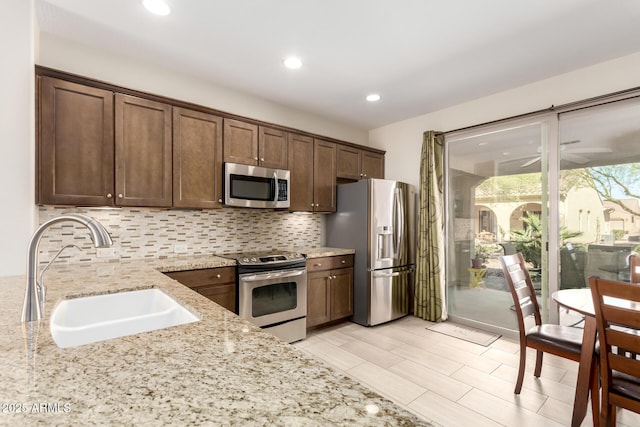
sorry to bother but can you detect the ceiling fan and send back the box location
[520,140,613,168]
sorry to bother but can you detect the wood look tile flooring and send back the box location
[294,316,640,427]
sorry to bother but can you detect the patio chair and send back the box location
[589,276,640,426]
[499,253,594,396]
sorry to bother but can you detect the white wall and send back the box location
[0,1,37,277]
[38,33,368,146]
[370,52,640,189]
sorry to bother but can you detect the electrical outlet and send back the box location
[174,244,188,253]
[96,247,116,258]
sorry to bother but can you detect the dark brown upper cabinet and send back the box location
[337,144,384,181]
[288,133,315,211]
[173,107,223,209]
[313,139,337,212]
[36,68,383,210]
[258,126,288,169]
[288,134,336,213]
[38,76,115,206]
[223,118,287,169]
[115,94,173,207]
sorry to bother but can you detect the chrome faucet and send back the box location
[22,214,113,322]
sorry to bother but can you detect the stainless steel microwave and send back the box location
[224,162,290,209]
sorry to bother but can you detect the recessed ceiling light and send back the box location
[283,57,302,69]
[143,0,170,16]
[366,94,381,102]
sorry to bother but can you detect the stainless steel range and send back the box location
[234,251,307,343]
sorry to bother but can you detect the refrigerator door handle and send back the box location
[373,269,412,278]
[393,187,405,260]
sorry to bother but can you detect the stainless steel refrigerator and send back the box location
[326,179,416,326]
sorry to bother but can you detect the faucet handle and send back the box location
[38,244,82,303]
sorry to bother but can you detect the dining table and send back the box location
[552,288,599,427]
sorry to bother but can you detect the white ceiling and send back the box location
[36,0,640,130]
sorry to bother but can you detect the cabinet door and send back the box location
[361,150,384,179]
[288,132,314,212]
[330,268,354,320]
[39,77,114,206]
[259,126,288,169]
[173,107,223,209]
[306,271,331,328]
[115,94,172,207]
[313,139,337,212]
[223,118,258,165]
[196,283,236,313]
[336,145,361,180]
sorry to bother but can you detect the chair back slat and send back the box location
[599,277,640,303]
[609,353,640,377]
[519,297,537,318]
[602,305,640,330]
[606,329,640,356]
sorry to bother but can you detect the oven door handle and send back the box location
[240,269,305,282]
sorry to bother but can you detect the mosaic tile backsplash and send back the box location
[37,207,323,266]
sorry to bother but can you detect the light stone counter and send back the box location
[294,247,356,259]
[0,257,433,426]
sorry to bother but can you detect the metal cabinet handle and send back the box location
[314,263,322,267]
[106,193,112,198]
[341,260,346,264]
[118,194,123,198]
[254,157,258,161]
[216,274,221,279]
[261,158,265,162]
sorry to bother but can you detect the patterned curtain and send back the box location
[414,131,447,322]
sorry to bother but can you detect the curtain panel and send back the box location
[414,130,447,322]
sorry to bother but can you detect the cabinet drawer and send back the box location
[165,266,235,288]
[306,254,354,272]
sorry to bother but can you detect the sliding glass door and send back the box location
[445,117,553,332]
[445,94,640,333]
[557,97,640,304]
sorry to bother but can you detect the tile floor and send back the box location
[294,316,640,427]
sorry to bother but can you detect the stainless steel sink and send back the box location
[50,288,200,348]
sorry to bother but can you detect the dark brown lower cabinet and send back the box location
[306,255,354,329]
[165,267,236,313]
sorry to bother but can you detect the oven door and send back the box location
[238,267,306,328]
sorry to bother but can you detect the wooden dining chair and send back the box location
[589,276,640,426]
[500,253,598,399]
[630,254,640,284]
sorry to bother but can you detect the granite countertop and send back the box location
[298,247,355,259]
[0,255,432,426]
